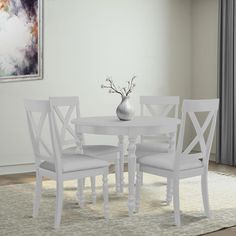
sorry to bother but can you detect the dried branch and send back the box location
[125,75,136,96]
[101,75,136,97]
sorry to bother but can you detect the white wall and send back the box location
[191,0,218,155]
[0,0,192,172]
[192,0,218,99]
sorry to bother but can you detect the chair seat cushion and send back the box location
[135,143,169,159]
[138,153,203,171]
[63,145,119,156]
[83,145,120,156]
[40,154,109,173]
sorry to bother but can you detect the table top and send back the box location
[72,116,180,128]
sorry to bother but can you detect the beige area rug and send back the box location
[0,172,236,236]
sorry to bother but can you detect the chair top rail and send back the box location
[25,99,50,112]
[49,96,80,106]
[140,96,180,105]
[182,99,219,112]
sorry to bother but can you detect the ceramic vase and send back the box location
[116,96,135,121]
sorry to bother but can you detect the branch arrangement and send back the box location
[101,76,136,97]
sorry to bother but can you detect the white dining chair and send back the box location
[49,96,122,198]
[25,99,109,229]
[136,96,180,196]
[135,99,219,226]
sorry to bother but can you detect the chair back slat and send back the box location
[49,97,81,151]
[162,104,176,117]
[176,99,219,168]
[140,96,179,118]
[140,96,180,144]
[145,104,157,116]
[24,100,58,165]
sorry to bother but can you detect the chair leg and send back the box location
[166,177,173,205]
[90,176,96,204]
[54,180,63,229]
[118,136,125,193]
[119,150,125,193]
[102,171,109,219]
[76,179,85,208]
[135,168,142,213]
[173,177,181,226]
[115,153,121,193]
[201,173,211,218]
[33,170,42,218]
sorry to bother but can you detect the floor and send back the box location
[0,162,235,236]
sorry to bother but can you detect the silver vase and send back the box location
[116,96,135,121]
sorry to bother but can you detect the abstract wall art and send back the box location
[0,0,42,82]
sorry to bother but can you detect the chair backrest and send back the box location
[140,96,180,144]
[24,99,59,166]
[49,96,81,151]
[176,99,219,168]
[140,96,180,118]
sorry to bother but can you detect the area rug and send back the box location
[0,171,236,236]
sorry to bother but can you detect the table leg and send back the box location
[166,132,176,204]
[75,132,85,201]
[169,132,176,153]
[75,132,84,154]
[118,135,125,193]
[127,136,137,216]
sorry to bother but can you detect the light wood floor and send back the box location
[0,162,235,236]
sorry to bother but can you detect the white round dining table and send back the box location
[72,116,180,216]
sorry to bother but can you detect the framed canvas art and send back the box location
[0,0,43,82]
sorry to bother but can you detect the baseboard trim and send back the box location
[0,163,35,175]
[210,153,216,162]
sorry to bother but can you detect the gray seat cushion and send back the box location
[138,153,203,171]
[63,145,120,156]
[40,154,109,173]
